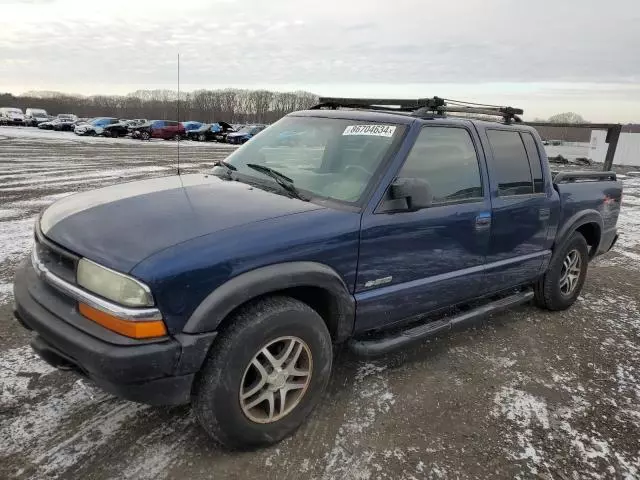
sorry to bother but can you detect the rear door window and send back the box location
[486,130,534,196]
[397,126,483,204]
[521,132,544,193]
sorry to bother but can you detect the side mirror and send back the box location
[389,178,433,210]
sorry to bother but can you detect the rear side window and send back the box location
[521,132,544,193]
[398,126,483,204]
[487,130,533,196]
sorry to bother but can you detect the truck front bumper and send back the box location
[13,259,217,406]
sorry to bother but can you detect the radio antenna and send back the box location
[177,52,181,176]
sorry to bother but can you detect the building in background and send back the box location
[590,125,640,166]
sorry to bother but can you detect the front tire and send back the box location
[534,232,589,311]
[192,296,332,449]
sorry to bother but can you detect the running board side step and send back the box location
[348,290,534,357]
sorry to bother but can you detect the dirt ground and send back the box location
[1,127,639,480]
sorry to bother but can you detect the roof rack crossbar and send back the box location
[312,96,524,123]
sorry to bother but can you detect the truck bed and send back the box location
[553,170,623,256]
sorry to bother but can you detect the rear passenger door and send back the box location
[165,121,180,138]
[151,121,165,138]
[482,128,552,292]
[355,124,492,332]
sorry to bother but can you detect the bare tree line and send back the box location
[0,89,319,124]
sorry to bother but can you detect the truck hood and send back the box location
[41,174,324,273]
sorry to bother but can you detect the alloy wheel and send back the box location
[559,249,581,295]
[239,336,312,424]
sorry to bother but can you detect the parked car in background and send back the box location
[102,120,129,138]
[37,118,76,131]
[131,120,185,140]
[182,121,203,136]
[226,124,266,144]
[127,119,147,129]
[187,121,235,142]
[0,107,26,126]
[57,114,78,122]
[24,108,51,126]
[55,119,80,131]
[74,117,119,136]
[102,119,143,137]
[125,119,148,135]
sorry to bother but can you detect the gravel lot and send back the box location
[1,127,639,480]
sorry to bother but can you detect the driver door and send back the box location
[354,125,491,332]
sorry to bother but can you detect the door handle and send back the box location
[475,213,492,231]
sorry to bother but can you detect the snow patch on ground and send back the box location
[0,345,55,410]
[322,362,396,479]
[7,192,75,209]
[0,343,149,478]
[1,165,170,188]
[0,216,36,265]
[0,281,13,302]
[0,208,26,220]
[493,285,640,479]
[493,387,550,430]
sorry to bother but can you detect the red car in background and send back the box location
[131,120,185,140]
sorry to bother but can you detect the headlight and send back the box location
[77,258,154,307]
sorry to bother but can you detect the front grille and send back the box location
[34,231,79,284]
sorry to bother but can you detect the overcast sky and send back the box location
[1,0,639,121]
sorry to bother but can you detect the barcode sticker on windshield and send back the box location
[342,125,396,137]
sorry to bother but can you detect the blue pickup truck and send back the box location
[13,97,622,448]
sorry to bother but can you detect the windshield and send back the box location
[238,125,257,134]
[7,109,22,114]
[223,116,405,204]
[31,110,47,116]
[92,118,113,125]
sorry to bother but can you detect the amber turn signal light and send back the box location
[78,303,167,339]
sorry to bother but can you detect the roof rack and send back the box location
[311,96,524,123]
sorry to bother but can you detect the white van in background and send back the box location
[0,107,26,126]
[24,108,50,126]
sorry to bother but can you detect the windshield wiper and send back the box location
[211,160,237,179]
[246,163,308,201]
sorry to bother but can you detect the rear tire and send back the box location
[198,133,206,142]
[192,296,332,449]
[141,131,150,140]
[534,232,589,311]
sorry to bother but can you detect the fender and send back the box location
[183,262,355,340]
[554,209,603,253]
